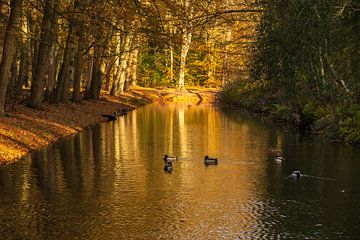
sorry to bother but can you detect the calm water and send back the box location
[1,103,360,239]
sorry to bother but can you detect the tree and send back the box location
[0,0,23,116]
[28,0,59,109]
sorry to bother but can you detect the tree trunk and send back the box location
[7,51,18,98]
[29,17,39,86]
[125,41,139,90]
[72,31,84,103]
[85,44,103,99]
[178,30,191,90]
[0,0,22,116]
[55,25,78,103]
[86,48,94,91]
[222,27,232,86]
[44,44,56,101]
[111,32,132,95]
[17,40,28,94]
[28,0,58,109]
[170,46,174,83]
[16,10,29,94]
[178,0,192,90]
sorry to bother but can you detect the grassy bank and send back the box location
[219,81,360,143]
[0,87,217,164]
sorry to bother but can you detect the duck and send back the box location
[101,112,117,121]
[289,170,302,179]
[274,155,285,163]
[204,155,218,165]
[164,161,173,172]
[164,154,178,163]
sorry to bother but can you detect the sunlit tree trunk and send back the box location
[28,0,58,109]
[205,31,216,86]
[0,0,23,116]
[127,43,139,89]
[124,37,139,90]
[178,0,192,90]
[170,46,174,83]
[178,30,192,90]
[117,33,132,93]
[222,27,232,86]
[111,31,132,95]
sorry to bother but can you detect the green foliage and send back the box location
[138,50,168,87]
[219,0,360,142]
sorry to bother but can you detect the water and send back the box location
[1,102,360,239]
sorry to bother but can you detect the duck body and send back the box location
[289,170,302,179]
[164,154,178,163]
[164,162,173,172]
[275,155,285,163]
[204,155,218,165]
[101,112,117,121]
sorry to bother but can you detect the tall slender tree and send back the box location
[0,0,23,116]
[28,0,59,109]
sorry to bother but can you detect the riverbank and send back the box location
[0,87,218,164]
[219,81,360,143]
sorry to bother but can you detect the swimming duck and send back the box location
[289,170,302,179]
[101,112,117,121]
[164,161,173,172]
[204,155,218,165]
[164,154,178,162]
[274,155,285,163]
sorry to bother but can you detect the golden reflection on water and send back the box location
[4,102,360,239]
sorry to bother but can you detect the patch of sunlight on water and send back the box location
[0,102,360,239]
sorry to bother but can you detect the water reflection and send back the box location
[0,102,360,239]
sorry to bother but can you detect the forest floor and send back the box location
[0,87,218,164]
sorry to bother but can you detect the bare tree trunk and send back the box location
[0,0,22,116]
[28,0,58,109]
